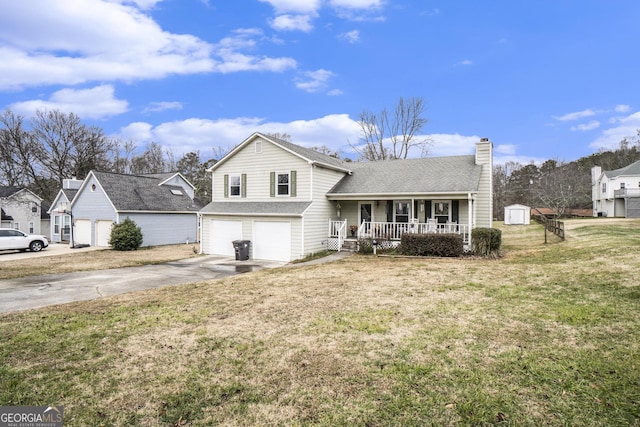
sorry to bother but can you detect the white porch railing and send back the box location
[328,219,347,251]
[359,221,469,244]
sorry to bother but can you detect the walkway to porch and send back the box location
[328,220,470,251]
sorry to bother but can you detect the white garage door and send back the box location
[211,220,243,256]
[96,220,114,247]
[75,219,91,245]
[253,221,291,262]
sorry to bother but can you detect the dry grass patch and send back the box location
[1,220,639,425]
[0,244,199,279]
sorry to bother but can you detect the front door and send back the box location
[359,203,372,235]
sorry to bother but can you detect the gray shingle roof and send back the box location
[0,186,22,198]
[262,133,348,171]
[91,171,202,212]
[328,155,482,195]
[604,160,640,178]
[200,201,312,216]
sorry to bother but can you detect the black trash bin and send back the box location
[232,240,250,261]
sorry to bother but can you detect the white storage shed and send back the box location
[504,204,531,225]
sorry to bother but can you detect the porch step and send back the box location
[341,240,358,252]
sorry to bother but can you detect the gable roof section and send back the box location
[211,132,350,173]
[604,159,640,178]
[328,155,482,196]
[89,171,202,212]
[0,186,43,201]
[143,172,196,189]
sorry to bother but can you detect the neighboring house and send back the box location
[70,171,202,247]
[0,186,45,236]
[504,204,531,225]
[48,178,83,243]
[199,132,493,262]
[592,160,640,218]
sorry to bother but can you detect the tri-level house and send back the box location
[592,160,640,218]
[199,132,493,262]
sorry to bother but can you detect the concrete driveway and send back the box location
[0,242,102,261]
[0,255,285,314]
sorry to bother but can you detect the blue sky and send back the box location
[1,0,639,165]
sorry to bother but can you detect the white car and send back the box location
[0,228,49,252]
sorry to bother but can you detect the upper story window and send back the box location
[602,183,606,193]
[224,174,246,198]
[255,141,262,153]
[270,170,297,197]
[229,175,241,197]
[277,172,290,196]
[620,182,626,189]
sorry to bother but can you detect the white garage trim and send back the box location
[211,219,243,256]
[95,220,114,247]
[253,221,291,262]
[75,219,91,245]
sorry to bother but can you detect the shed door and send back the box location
[509,209,525,224]
[211,220,243,256]
[75,219,91,245]
[96,220,114,247]
[253,221,291,262]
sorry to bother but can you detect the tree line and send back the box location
[493,129,640,219]
[0,109,215,204]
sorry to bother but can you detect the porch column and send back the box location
[468,193,473,244]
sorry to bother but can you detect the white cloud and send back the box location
[114,114,361,157]
[426,133,479,157]
[570,120,600,131]
[552,109,596,121]
[270,14,315,32]
[456,59,473,66]
[327,89,344,96]
[258,0,322,14]
[339,30,360,43]
[295,69,335,93]
[0,1,297,90]
[589,111,640,151]
[142,102,183,114]
[615,104,631,113]
[9,85,128,119]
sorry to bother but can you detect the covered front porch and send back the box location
[327,196,477,251]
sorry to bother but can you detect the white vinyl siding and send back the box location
[212,137,311,202]
[125,213,198,247]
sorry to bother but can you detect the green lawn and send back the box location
[1,219,639,426]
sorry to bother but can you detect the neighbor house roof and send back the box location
[89,171,203,212]
[211,132,350,173]
[0,186,42,201]
[328,155,482,196]
[199,201,312,217]
[604,159,640,178]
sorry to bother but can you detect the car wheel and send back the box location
[29,241,43,252]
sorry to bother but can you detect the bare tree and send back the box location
[0,110,34,187]
[351,96,430,160]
